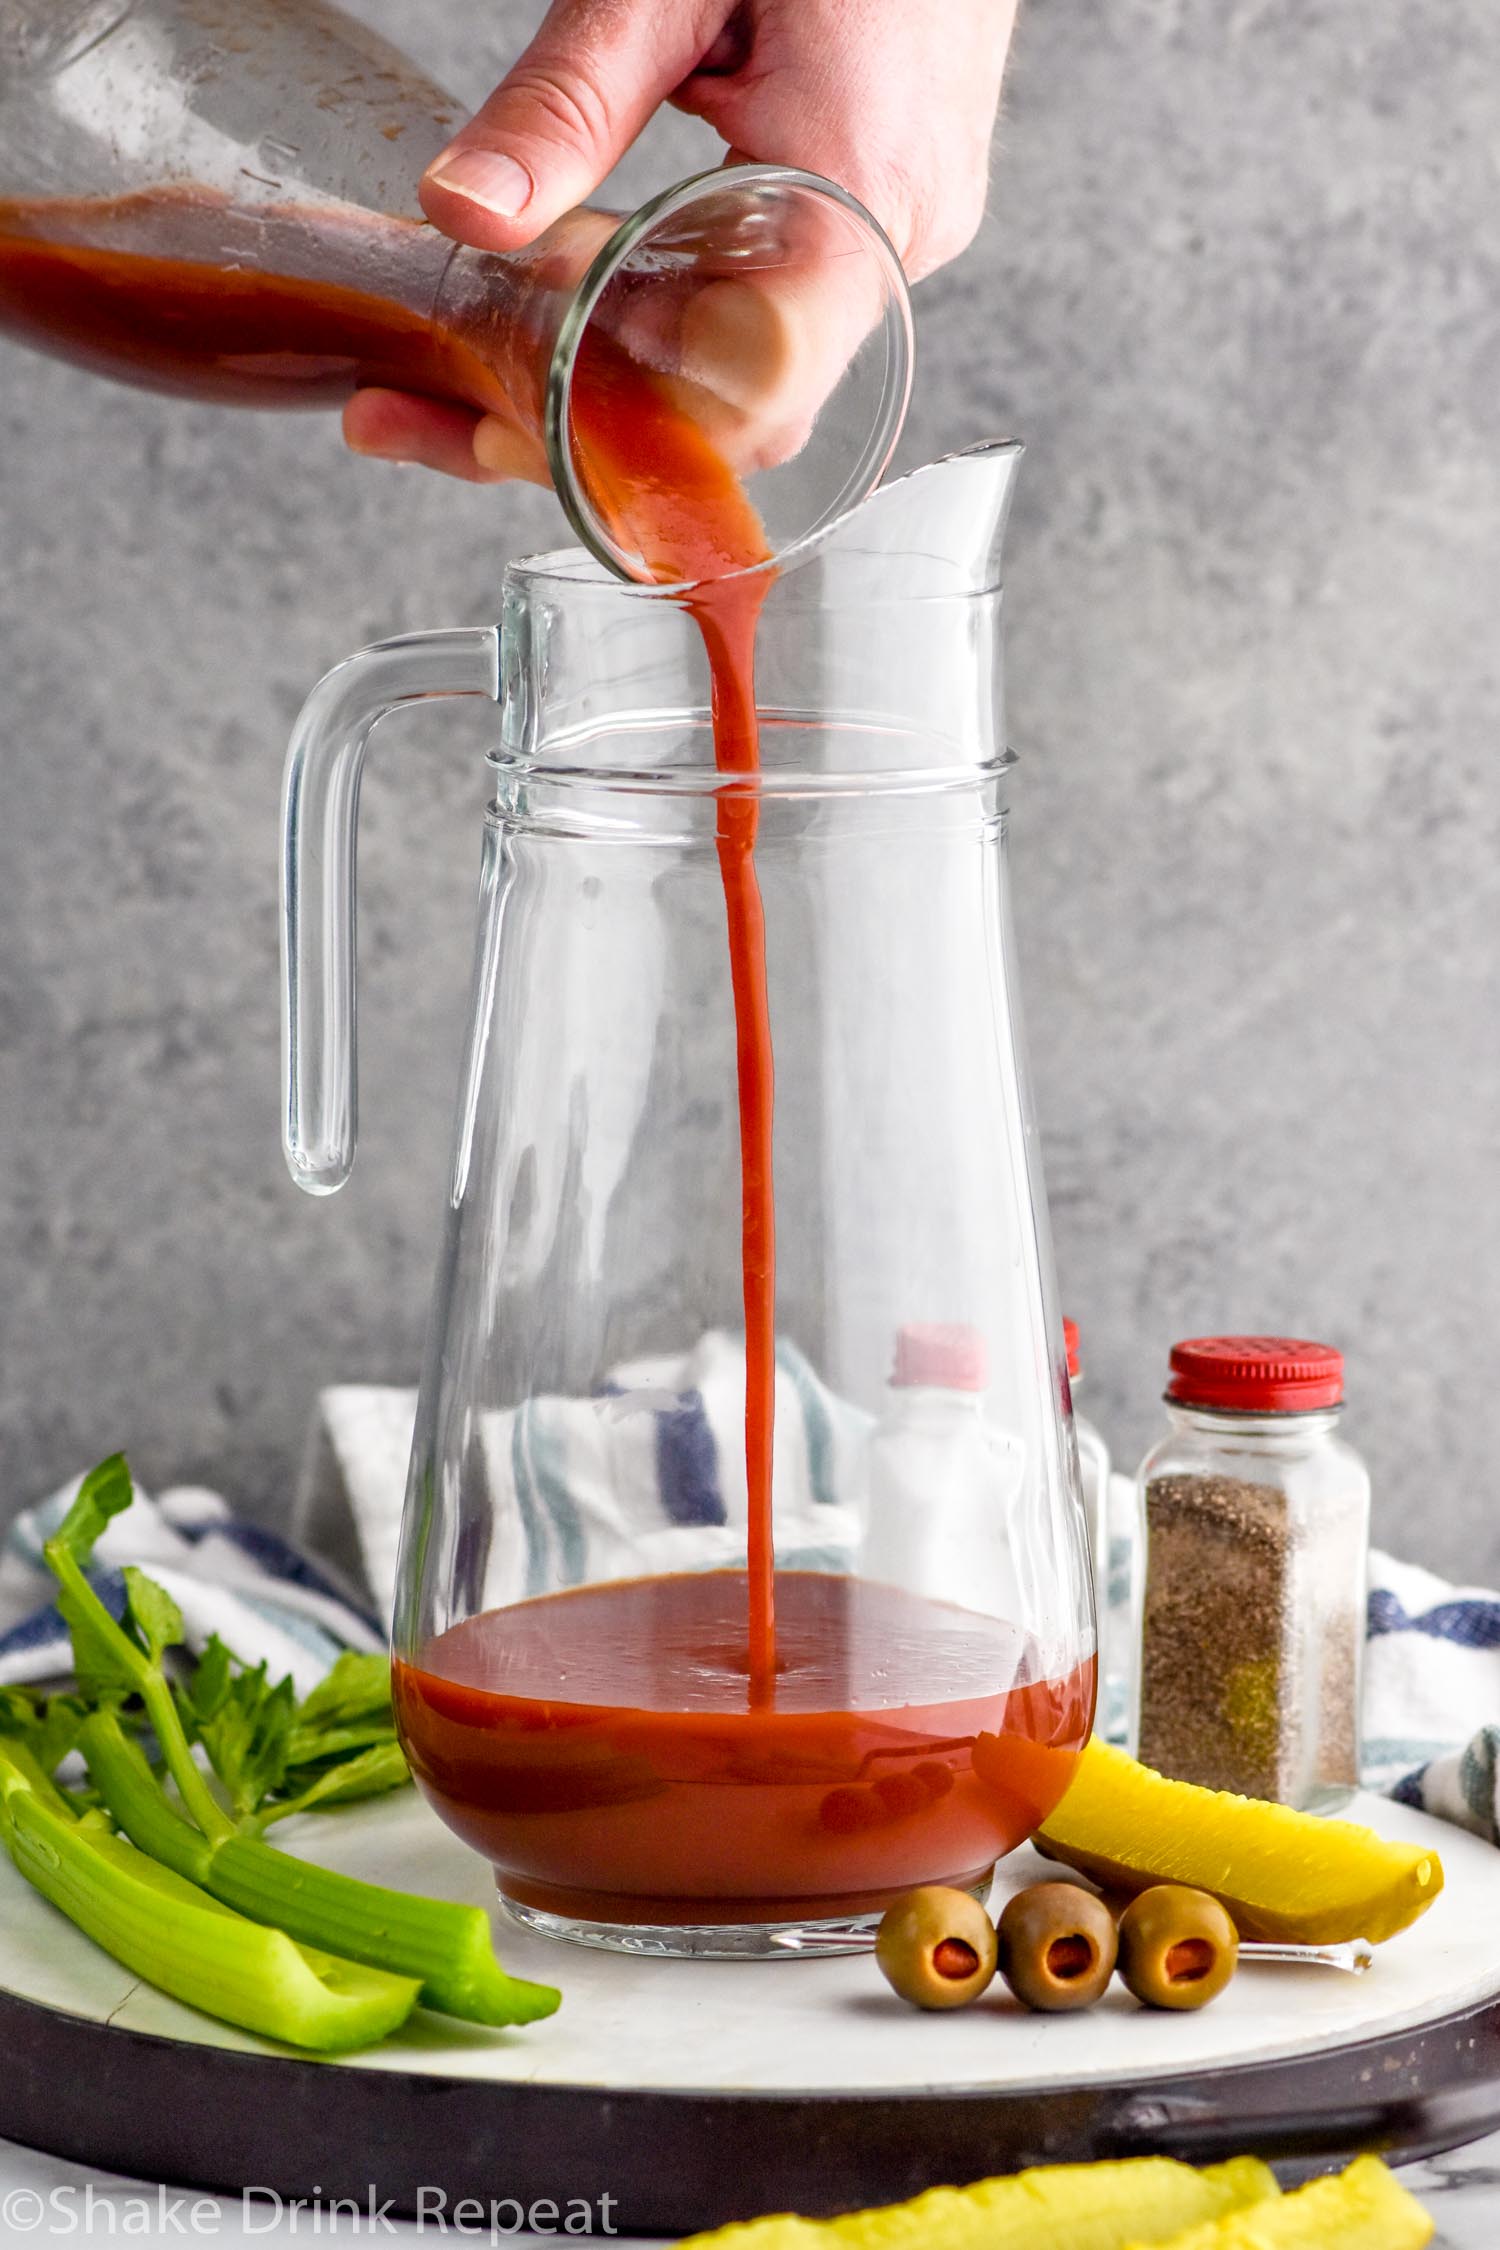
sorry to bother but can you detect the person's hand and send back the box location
[344,0,1016,482]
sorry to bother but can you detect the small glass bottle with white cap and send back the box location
[1065,1318,1129,1743]
[862,1323,1026,1617]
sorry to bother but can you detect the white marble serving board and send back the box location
[0,1789,1492,2094]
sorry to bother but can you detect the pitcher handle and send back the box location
[280,626,502,1195]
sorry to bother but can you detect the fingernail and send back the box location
[346,431,395,458]
[345,431,415,465]
[424,148,533,218]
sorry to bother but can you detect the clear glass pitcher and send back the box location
[0,0,911,577]
[281,444,1095,1955]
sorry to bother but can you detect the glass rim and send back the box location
[502,441,1025,602]
[542,162,915,587]
[500,539,1012,602]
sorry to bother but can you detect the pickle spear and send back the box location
[1037,1739,1442,1945]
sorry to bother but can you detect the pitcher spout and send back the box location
[779,439,1023,598]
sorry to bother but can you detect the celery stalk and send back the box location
[43,1509,230,1842]
[80,1709,559,2026]
[48,1459,558,2032]
[0,1746,418,2053]
[0,1734,88,1824]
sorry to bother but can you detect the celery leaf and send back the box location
[295,1651,393,1731]
[123,1567,184,1666]
[52,1454,134,1568]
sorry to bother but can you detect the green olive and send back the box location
[1116,1885,1239,2010]
[874,1886,999,2010]
[872,1771,933,1822]
[996,1881,1118,2012]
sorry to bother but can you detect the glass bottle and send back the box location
[862,1324,1027,1612]
[1065,1317,1130,1743]
[1133,1336,1368,1813]
[0,0,911,579]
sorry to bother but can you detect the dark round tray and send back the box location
[3,1983,1500,2231]
[1,1793,1493,2233]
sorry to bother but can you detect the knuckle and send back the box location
[503,60,613,162]
[904,173,989,280]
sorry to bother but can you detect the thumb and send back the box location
[421,0,725,253]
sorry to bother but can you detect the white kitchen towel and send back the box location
[298,1330,867,1620]
[0,1479,384,1697]
[1364,1550,1500,1840]
[2,1332,866,1694]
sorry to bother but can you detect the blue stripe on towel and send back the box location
[777,1545,848,1574]
[83,1567,129,1622]
[655,1391,725,1527]
[0,1567,128,1665]
[0,1605,72,1660]
[528,1409,588,1582]
[511,1405,552,1599]
[1368,1587,1500,1649]
[1393,1727,1500,1836]
[1460,1731,1500,1828]
[193,1522,384,1638]
[232,1593,348,1671]
[777,1340,839,1507]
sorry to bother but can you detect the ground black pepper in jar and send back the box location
[1131,1337,1369,1813]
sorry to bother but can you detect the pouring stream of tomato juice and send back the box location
[565,327,781,1709]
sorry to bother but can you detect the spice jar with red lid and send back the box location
[1132,1337,1369,1813]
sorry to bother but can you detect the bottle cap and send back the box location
[1167,1336,1344,1413]
[892,1323,987,1391]
[1063,1316,1081,1381]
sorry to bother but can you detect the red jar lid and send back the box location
[1063,1316,1081,1380]
[1167,1335,1344,1412]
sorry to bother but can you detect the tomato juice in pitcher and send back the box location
[393,1574,1093,1928]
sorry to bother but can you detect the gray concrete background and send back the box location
[2,0,1498,1575]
